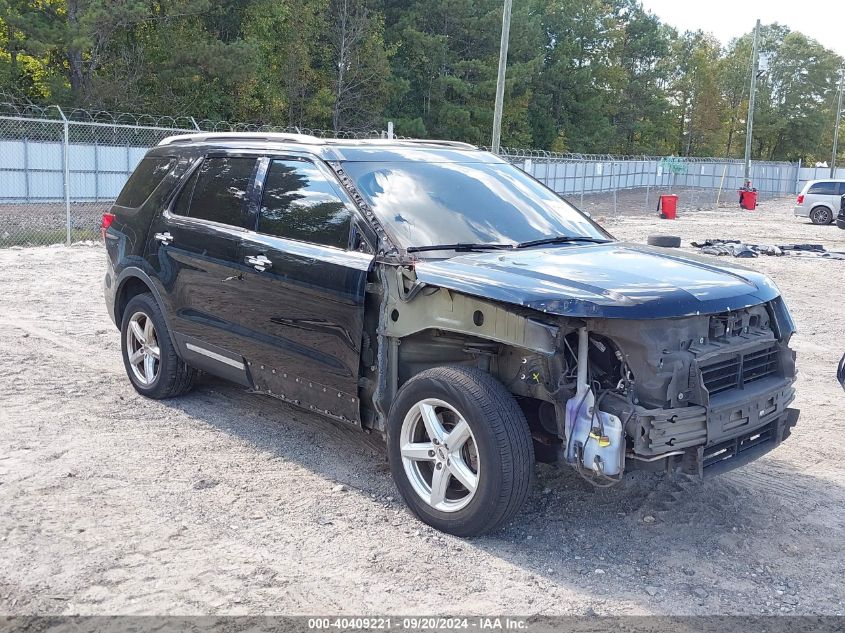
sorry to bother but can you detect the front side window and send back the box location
[807,181,839,195]
[258,159,352,249]
[340,159,609,252]
[176,157,256,226]
[116,157,176,207]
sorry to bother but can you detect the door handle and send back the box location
[154,231,173,245]
[245,254,273,272]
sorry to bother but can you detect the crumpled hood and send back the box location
[413,242,781,319]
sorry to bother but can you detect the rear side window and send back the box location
[174,157,256,226]
[172,166,200,217]
[116,157,175,207]
[807,182,840,195]
[258,159,352,249]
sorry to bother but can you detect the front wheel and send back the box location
[387,366,534,536]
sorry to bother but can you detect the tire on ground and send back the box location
[120,292,197,399]
[387,365,534,537]
[810,206,832,225]
[647,235,682,248]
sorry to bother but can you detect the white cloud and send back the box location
[640,0,845,56]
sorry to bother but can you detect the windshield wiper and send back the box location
[515,235,611,249]
[406,242,514,253]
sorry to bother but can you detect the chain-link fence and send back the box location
[495,148,800,217]
[1,103,803,247]
[0,104,389,247]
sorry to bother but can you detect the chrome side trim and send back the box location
[185,342,245,370]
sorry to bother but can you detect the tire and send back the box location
[810,206,833,225]
[387,366,534,536]
[838,352,845,391]
[120,293,197,399]
[647,235,682,248]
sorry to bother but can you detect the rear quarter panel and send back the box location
[104,151,197,326]
[805,193,838,212]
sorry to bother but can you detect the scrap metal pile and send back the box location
[690,239,845,260]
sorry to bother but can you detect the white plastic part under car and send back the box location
[563,327,625,478]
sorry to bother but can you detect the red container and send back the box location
[739,189,758,210]
[658,194,678,219]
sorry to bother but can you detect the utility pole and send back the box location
[491,0,512,154]
[831,67,844,178]
[743,19,761,187]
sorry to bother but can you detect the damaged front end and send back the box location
[368,247,800,487]
[537,298,800,482]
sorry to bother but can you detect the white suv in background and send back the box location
[793,179,843,224]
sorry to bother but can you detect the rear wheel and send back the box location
[120,293,197,399]
[387,366,533,536]
[810,206,833,225]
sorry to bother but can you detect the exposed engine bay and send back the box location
[363,265,800,486]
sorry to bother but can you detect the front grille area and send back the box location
[701,344,780,395]
[702,419,779,472]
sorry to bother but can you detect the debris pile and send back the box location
[691,239,845,260]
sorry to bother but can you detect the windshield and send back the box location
[340,160,610,251]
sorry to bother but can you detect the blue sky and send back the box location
[639,0,845,56]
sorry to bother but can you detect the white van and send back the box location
[793,179,844,224]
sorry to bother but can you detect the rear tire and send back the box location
[120,293,197,399]
[387,366,534,537]
[810,206,832,225]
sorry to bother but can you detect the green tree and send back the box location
[327,0,393,131]
[1,0,843,159]
[668,31,726,156]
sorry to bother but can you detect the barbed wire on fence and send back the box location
[493,145,795,167]
[0,102,389,139]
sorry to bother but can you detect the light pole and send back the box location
[491,0,512,154]
[743,19,761,187]
[831,67,844,178]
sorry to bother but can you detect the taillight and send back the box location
[101,212,115,240]
[797,194,804,204]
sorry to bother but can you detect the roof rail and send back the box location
[158,132,326,146]
[338,138,478,149]
[157,132,479,151]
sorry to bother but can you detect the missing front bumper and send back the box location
[672,407,800,478]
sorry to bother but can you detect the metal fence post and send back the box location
[580,159,586,207]
[57,106,71,246]
[611,161,617,214]
[23,137,30,203]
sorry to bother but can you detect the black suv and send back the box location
[837,193,845,229]
[104,133,800,536]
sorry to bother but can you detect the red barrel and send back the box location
[658,194,678,219]
[739,189,758,210]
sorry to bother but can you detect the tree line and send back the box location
[1,0,842,161]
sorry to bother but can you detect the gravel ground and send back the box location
[1,197,844,616]
[0,203,106,246]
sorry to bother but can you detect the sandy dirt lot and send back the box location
[1,197,843,616]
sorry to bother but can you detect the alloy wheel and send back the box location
[813,208,831,224]
[125,311,161,386]
[399,398,480,512]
